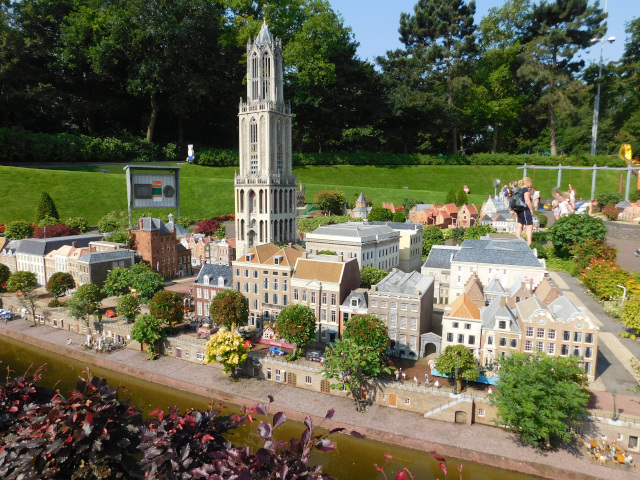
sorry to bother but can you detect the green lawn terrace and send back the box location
[0,163,633,225]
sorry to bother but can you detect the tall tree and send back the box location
[149,290,184,331]
[399,0,477,154]
[46,272,75,304]
[6,271,39,327]
[209,290,249,331]
[67,283,103,329]
[35,192,59,222]
[519,0,606,155]
[434,344,478,393]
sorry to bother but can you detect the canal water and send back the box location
[0,336,541,479]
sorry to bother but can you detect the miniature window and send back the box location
[478,409,485,417]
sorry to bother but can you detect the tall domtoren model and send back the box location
[235,21,296,255]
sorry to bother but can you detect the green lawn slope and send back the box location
[0,163,627,225]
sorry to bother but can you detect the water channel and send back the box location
[0,336,542,479]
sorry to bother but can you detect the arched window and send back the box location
[250,119,258,175]
[251,54,259,100]
[262,52,270,100]
[277,120,283,175]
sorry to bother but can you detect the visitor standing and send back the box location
[463,184,470,195]
[514,177,534,246]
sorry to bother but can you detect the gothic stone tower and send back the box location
[235,21,296,256]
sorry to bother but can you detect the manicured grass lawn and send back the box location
[0,163,628,225]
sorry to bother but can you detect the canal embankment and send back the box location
[0,320,632,480]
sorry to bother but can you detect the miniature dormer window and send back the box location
[498,320,506,329]
[218,276,225,287]
[351,298,358,307]
[274,255,282,265]
[203,275,209,285]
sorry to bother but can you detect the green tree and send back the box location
[434,345,478,393]
[463,224,496,240]
[116,294,141,324]
[392,210,407,223]
[549,214,607,256]
[402,198,423,211]
[149,290,184,331]
[46,272,75,304]
[456,187,468,207]
[130,314,167,359]
[314,189,345,215]
[443,226,465,245]
[422,225,445,257]
[367,206,393,222]
[209,290,249,331]
[359,266,388,289]
[4,220,34,239]
[322,339,391,412]
[519,0,605,155]
[490,352,589,448]
[102,264,164,303]
[399,0,477,154]
[203,327,248,379]
[35,191,59,222]
[6,271,39,327]
[275,304,317,359]
[37,215,59,228]
[445,189,457,204]
[67,283,103,329]
[0,264,10,292]
[6,271,38,292]
[342,314,388,357]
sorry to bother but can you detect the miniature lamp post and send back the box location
[612,390,619,421]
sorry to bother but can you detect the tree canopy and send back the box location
[434,345,478,393]
[204,327,248,378]
[359,266,388,289]
[209,289,249,331]
[490,352,589,448]
[102,264,164,303]
[66,283,103,327]
[149,290,184,329]
[275,304,317,358]
[131,314,167,359]
[342,314,388,357]
[46,272,75,301]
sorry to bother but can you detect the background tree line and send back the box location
[1,0,639,157]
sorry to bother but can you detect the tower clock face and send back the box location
[163,185,175,198]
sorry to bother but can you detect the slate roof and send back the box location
[136,217,171,233]
[453,238,543,268]
[255,20,274,46]
[165,216,191,237]
[17,234,103,256]
[423,246,461,270]
[79,250,134,264]
[195,264,233,287]
[484,277,505,294]
[1,239,22,254]
[368,221,423,232]
[341,289,368,309]
[374,269,433,295]
[481,297,520,332]
[309,223,398,239]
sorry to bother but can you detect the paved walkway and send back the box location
[1,320,636,480]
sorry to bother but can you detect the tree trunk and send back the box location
[549,101,557,156]
[146,93,160,143]
[86,115,97,136]
[456,376,463,394]
[492,124,499,154]
[446,54,458,154]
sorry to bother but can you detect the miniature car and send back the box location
[305,350,325,362]
[635,249,640,258]
[269,346,286,356]
[105,309,117,318]
[244,340,252,349]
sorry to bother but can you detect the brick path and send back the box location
[1,319,636,480]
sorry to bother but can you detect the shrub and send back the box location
[37,215,59,228]
[580,259,633,301]
[549,214,607,256]
[4,220,34,239]
[98,210,127,233]
[35,191,59,223]
[317,250,337,255]
[34,224,79,238]
[297,215,359,233]
[456,188,468,207]
[570,238,617,271]
[445,189,457,204]
[66,216,91,233]
[392,210,407,222]
[367,206,393,222]
[595,192,622,207]
[602,204,619,221]
[314,189,346,214]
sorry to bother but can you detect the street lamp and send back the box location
[611,389,618,421]
[590,0,615,156]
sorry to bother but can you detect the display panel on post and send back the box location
[124,165,181,225]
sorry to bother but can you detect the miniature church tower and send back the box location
[235,21,296,255]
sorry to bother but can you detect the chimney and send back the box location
[72,241,77,248]
[303,251,308,258]
[500,296,507,307]
[338,254,344,262]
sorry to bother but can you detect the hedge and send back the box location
[0,127,176,163]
